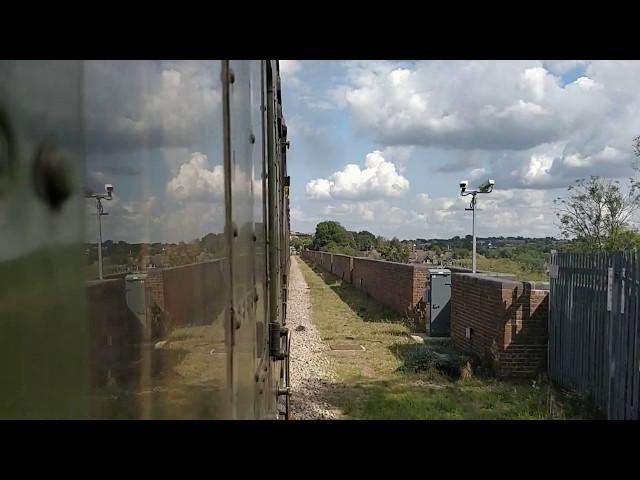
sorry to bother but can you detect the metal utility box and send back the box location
[125,273,148,328]
[425,268,451,337]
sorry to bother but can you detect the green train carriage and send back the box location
[0,60,291,419]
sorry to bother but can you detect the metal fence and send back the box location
[549,251,640,419]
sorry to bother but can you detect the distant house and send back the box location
[420,250,435,263]
[408,250,428,263]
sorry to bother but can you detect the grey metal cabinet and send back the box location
[427,269,451,337]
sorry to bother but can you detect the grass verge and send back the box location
[297,257,601,420]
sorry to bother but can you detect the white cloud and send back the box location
[469,167,486,182]
[306,178,332,200]
[381,146,414,173]
[167,151,262,204]
[280,60,302,77]
[323,202,376,221]
[331,60,577,150]
[320,200,427,234]
[411,189,555,238]
[320,60,640,187]
[84,60,222,154]
[167,152,225,202]
[294,187,559,240]
[573,76,598,91]
[520,67,548,101]
[279,60,302,88]
[524,154,554,183]
[306,150,410,201]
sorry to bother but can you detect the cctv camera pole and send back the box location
[460,179,493,274]
[86,185,113,281]
[97,198,104,280]
[472,195,477,273]
[465,193,478,273]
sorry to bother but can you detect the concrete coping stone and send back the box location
[452,272,550,291]
[86,278,124,286]
[350,256,417,269]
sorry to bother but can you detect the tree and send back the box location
[452,247,470,259]
[291,236,312,250]
[354,230,376,251]
[376,236,409,263]
[554,176,640,251]
[311,221,355,251]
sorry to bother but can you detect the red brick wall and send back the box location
[411,267,429,324]
[319,251,332,272]
[351,258,416,314]
[161,259,228,327]
[146,270,165,311]
[451,273,549,378]
[303,251,430,320]
[331,254,353,283]
[84,260,230,387]
[86,279,141,388]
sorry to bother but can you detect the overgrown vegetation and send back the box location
[297,258,599,419]
[554,175,640,251]
[309,221,409,263]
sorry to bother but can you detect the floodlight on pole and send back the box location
[85,184,114,280]
[459,178,494,274]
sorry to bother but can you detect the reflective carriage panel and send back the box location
[82,60,233,419]
[0,61,88,418]
[0,60,282,419]
[0,60,253,419]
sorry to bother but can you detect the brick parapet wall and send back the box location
[145,270,165,312]
[331,254,353,283]
[85,260,229,391]
[352,257,420,314]
[450,273,549,378]
[302,251,429,321]
[161,259,228,327]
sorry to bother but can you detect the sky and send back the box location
[7,59,633,254]
[280,60,640,240]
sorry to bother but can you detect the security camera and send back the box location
[105,184,113,198]
[477,179,495,193]
[459,180,468,192]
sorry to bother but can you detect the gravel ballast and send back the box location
[287,256,340,420]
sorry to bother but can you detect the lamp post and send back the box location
[459,179,494,274]
[86,184,114,280]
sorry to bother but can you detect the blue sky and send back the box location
[281,60,640,239]
[63,60,640,248]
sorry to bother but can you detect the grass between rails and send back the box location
[297,257,601,420]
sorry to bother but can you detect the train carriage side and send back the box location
[0,59,289,419]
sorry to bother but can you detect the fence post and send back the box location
[607,251,622,419]
[548,250,557,383]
